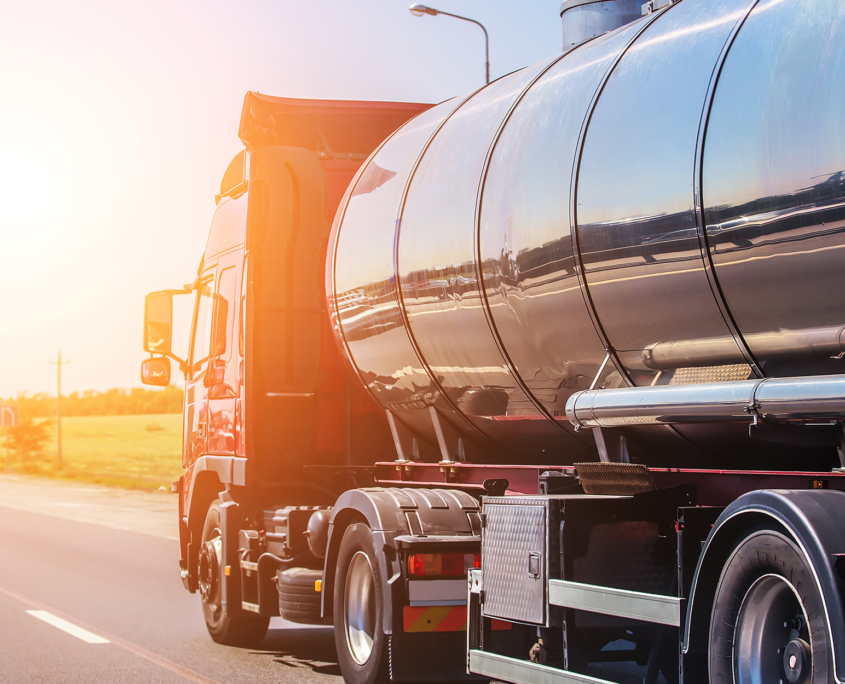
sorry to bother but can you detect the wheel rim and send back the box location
[344,551,376,665]
[199,526,223,621]
[733,574,812,684]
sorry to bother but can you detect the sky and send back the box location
[0,0,565,398]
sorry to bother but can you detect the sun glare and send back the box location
[0,143,60,236]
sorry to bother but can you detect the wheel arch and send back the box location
[683,489,845,684]
[320,487,481,635]
[184,469,225,592]
[187,470,225,535]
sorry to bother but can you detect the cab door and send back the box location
[206,257,240,454]
[183,268,215,468]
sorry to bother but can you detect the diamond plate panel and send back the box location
[481,499,547,624]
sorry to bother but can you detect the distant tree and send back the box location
[11,417,52,458]
[3,386,184,418]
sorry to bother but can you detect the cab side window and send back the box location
[206,196,247,258]
[213,267,237,363]
[190,277,214,379]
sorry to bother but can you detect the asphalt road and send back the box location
[0,476,656,684]
[0,476,340,684]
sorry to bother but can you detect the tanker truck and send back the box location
[140,0,845,682]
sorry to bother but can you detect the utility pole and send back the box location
[1,405,15,472]
[49,350,70,464]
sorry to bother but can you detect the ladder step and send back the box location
[574,462,656,495]
[241,601,261,614]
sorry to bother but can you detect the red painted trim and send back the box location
[374,461,845,505]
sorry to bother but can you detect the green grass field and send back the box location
[3,414,184,490]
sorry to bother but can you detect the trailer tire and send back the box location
[708,530,829,684]
[199,501,270,647]
[333,523,389,684]
[278,567,323,624]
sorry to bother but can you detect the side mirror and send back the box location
[144,288,191,368]
[141,357,171,386]
[204,358,225,388]
[144,291,174,356]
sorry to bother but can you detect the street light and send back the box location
[409,4,489,84]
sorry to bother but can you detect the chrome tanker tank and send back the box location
[328,0,845,470]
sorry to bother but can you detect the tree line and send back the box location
[3,386,184,419]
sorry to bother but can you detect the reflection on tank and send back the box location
[336,167,845,399]
[707,171,845,251]
[335,286,404,342]
[330,0,845,468]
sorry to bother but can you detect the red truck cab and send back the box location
[142,92,429,617]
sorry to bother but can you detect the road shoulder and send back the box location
[0,474,177,540]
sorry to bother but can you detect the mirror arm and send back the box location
[151,350,187,372]
[182,274,211,292]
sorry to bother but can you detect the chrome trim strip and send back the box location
[567,6,673,389]
[468,650,613,684]
[691,0,764,378]
[328,101,465,439]
[389,82,506,444]
[548,579,682,626]
[470,52,575,431]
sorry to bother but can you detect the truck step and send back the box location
[240,561,258,573]
[548,579,681,626]
[241,601,261,614]
[574,462,656,495]
[469,650,615,684]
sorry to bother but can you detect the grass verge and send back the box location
[1,414,183,491]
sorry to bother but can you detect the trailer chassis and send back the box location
[465,479,845,684]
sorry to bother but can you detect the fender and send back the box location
[184,456,249,528]
[320,487,481,634]
[683,489,845,684]
[181,456,248,592]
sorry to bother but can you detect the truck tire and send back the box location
[333,523,389,684]
[708,530,829,684]
[277,567,322,624]
[199,501,270,647]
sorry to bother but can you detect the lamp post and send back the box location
[409,4,489,84]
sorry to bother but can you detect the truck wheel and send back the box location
[333,523,389,684]
[278,567,323,624]
[709,530,829,684]
[198,501,270,646]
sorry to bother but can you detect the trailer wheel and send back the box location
[199,501,270,646]
[333,523,389,684]
[709,530,828,684]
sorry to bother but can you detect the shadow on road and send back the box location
[251,626,341,677]
[247,626,669,682]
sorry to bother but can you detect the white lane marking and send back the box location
[26,610,110,644]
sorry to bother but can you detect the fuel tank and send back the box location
[327,0,845,469]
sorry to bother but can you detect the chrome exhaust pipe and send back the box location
[565,375,845,429]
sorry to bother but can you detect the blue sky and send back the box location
[0,0,565,396]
